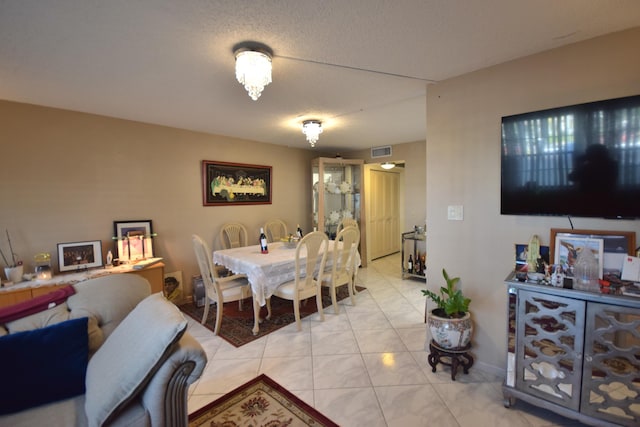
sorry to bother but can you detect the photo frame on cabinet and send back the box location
[550,229,636,276]
[113,220,154,261]
[553,236,604,279]
[202,160,272,206]
[57,240,103,272]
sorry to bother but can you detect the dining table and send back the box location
[213,240,360,335]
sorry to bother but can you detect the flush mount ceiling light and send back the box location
[302,120,323,147]
[234,43,273,101]
[381,162,395,170]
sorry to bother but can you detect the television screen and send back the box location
[501,95,640,218]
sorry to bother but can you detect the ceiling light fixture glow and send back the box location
[381,162,395,170]
[302,120,323,147]
[234,46,272,101]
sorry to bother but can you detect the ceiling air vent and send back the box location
[371,146,392,158]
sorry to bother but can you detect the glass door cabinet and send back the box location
[312,157,366,266]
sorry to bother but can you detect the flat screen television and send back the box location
[501,94,640,219]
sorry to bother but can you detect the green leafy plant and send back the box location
[422,268,471,318]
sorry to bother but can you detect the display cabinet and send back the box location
[402,230,426,280]
[312,157,366,266]
[503,275,640,427]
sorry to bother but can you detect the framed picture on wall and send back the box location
[57,240,103,272]
[202,160,272,206]
[113,220,154,261]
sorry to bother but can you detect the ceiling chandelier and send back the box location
[302,120,323,147]
[234,45,272,101]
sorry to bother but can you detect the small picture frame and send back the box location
[57,240,103,272]
[553,236,604,279]
[114,220,154,261]
[163,270,184,304]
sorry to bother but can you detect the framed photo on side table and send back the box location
[57,240,103,272]
[113,220,154,261]
[550,229,636,277]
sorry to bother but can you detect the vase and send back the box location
[4,265,24,284]
[427,309,473,350]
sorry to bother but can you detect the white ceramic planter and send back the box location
[4,265,24,284]
[428,310,473,350]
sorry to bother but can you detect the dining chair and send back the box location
[320,225,360,314]
[264,219,288,243]
[219,222,249,249]
[192,234,251,335]
[336,218,358,235]
[271,231,329,331]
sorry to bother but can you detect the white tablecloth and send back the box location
[213,241,359,306]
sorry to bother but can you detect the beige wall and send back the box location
[426,27,640,374]
[0,101,320,298]
[352,140,427,232]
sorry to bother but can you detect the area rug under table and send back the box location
[189,374,339,427]
[179,285,365,347]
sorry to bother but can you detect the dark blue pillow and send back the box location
[0,317,89,415]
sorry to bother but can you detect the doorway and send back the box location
[366,164,403,261]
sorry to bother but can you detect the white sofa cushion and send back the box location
[84,293,187,427]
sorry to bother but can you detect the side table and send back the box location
[427,340,474,380]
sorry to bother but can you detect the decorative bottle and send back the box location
[408,254,413,273]
[259,228,269,254]
[296,224,303,238]
[106,250,113,267]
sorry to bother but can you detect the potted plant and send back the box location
[1,230,23,283]
[422,268,472,350]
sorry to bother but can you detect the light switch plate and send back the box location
[447,205,463,220]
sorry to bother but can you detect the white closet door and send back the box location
[369,169,400,259]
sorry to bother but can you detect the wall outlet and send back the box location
[447,205,463,220]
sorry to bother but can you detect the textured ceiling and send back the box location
[1,1,640,153]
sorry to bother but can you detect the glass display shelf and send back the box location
[312,157,366,266]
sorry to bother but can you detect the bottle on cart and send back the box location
[296,224,303,238]
[408,254,413,273]
[259,228,269,254]
[415,253,421,275]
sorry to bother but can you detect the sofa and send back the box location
[0,273,207,427]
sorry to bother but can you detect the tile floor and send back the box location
[186,253,588,426]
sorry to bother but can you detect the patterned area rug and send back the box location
[189,374,338,427]
[179,285,365,347]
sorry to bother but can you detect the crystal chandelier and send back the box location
[234,47,272,101]
[302,120,323,147]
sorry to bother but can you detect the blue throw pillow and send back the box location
[0,317,89,415]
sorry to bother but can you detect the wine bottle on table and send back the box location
[408,254,413,273]
[296,224,303,238]
[259,228,268,254]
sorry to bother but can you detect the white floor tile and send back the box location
[314,387,387,427]
[362,352,429,386]
[375,384,459,427]
[259,356,314,390]
[313,354,372,389]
